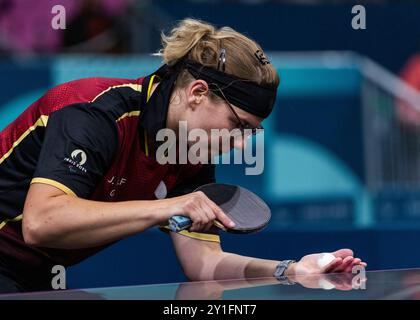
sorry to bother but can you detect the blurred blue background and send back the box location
[1,0,420,289]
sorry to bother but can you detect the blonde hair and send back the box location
[158,18,279,90]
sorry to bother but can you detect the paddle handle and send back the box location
[169,215,193,232]
[169,215,226,232]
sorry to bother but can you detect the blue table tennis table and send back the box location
[0,268,419,300]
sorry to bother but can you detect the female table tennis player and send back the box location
[0,18,366,293]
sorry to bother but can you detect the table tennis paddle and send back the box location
[168,183,271,234]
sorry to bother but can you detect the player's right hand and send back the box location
[166,191,236,232]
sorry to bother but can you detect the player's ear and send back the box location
[186,80,209,107]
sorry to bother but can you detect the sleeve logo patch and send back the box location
[64,149,88,173]
[71,149,87,165]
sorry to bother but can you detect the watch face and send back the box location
[274,260,295,279]
[274,265,286,277]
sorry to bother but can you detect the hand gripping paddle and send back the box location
[168,183,271,234]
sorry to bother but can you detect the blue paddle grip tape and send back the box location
[169,215,193,232]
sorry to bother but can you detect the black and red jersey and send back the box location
[0,70,219,286]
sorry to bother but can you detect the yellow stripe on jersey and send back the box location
[91,83,142,102]
[0,214,23,231]
[116,111,141,122]
[31,178,77,197]
[0,115,49,166]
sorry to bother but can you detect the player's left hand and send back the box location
[286,249,367,276]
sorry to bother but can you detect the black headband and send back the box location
[177,60,277,119]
